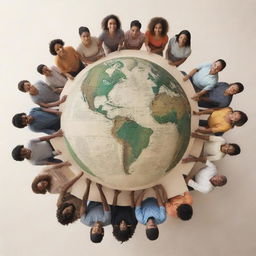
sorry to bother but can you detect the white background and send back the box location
[0,0,255,255]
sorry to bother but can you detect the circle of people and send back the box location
[11,15,248,243]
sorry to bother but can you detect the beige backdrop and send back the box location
[0,0,255,255]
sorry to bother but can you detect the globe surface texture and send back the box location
[62,56,191,189]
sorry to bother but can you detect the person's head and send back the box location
[230,110,248,127]
[37,64,52,76]
[221,143,241,156]
[11,145,31,161]
[148,17,169,37]
[101,14,121,32]
[12,113,33,128]
[49,39,65,56]
[56,202,76,225]
[176,30,191,47]
[17,80,30,92]
[112,222,135,243]
[129,20,142,38]
[176,204,193,221]
[31,174,51,194]
[210,175,227,187]
[90,222,104,243]
[210,59,226,74]
[146,217,159,240]
[226,82,244,95]
[78,26,91,46]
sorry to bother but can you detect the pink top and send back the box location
[124,30,145,49]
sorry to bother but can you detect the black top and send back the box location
[111,206,138,227]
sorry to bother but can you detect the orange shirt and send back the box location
[145,31,168,49]
[165,192,193,217]
[55,46,81,73]
[208,107,233,133]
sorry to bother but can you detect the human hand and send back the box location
[55,129,63,137]
[66,74,74,80]
[192,95,200,101]
[54,88,63,94]
[64,161,72,166]
[183,75,190,81]
[191,132,199,138]
[60,95,67,104]
[193,111,200,115]
[114,190,121,195]
[96,183,102,190]
[86,178,91,185]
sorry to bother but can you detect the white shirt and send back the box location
[203,136,226,161]
[188,160,217,193]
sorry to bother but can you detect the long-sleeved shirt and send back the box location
[188,160,217,193]
[203,135,226,161]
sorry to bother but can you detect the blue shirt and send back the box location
[192,62,218,91]
[29,108,60,134]
[135,198,166,225]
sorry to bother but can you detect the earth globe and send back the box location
[61,51,197,190]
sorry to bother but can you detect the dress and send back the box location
[203,136,226,161]
[165,192,193,217]
[208,107,233,133]
[80,201,111,227]
[192,62,218,91]
[28,107,60,134]
[30,80,59,105]
[124,30,144,49]
[135,197,166,225]
[166,37,191,62]
[45,66,67,88]
[99,29,125,53]
[187,160,217,193]
[198,82,233,108]
[145,31,168,56]
[77,37,105,62]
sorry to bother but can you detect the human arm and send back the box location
[156,185,168,204]
[57,171,83,207]
[192,90,208,101]
[130,191,135,207]
[193,108,216,115]
[41,107,61,116]
[183,68,198,81]
[187,179,211,194]
[38,95,67,108]
[135,189,145,207]
[64,73,74,80]
[96,183,110,211]
[195,127,214,134]
[169,57,187,67]
[144,33,151,52]
[191,132,210,141]
[153,185,164,207]
[38,129,63,142]
[182,155,207,164]
[45,160,71,170]
[112,190,121,206]
[79,178,91,217]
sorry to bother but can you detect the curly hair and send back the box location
[112,225,135,243]
[101,14,121,31]
[176,204,193,221]
[175,30,191,47]
[49,39,65,55]
[17,80,29,92]
[56,203,76,225]
[148,17,169,37]
[31,174,51,194]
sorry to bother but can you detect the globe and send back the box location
[61,53,191,190]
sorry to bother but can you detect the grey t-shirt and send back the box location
[27,138,55,165]
[31,80,60,105]
[45,66,67,88]
[99,29,124,53]
[80,201,111,227]
[199,82,232,108]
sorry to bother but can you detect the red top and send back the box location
[145,31,168,49]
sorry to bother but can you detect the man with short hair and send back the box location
[37,64,67,92]
[11,129,63,165]
[185,160,227,194]
[80,182,111,243]
[17,80,66,108]
[183,59,226,100]
[12,108,60,134]
[135,185,166,241]
[182,133,241,162]
[198,82,244,108]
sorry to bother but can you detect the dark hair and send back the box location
[176,204,193,221]
[79,26,90,36]
[218,175,227,186]
[112,225,135,243]
[37,64,45,74]
[101,14,121,31]
[148,17,169,37]
[175,30,191,47]
[130,20,141,29]
[18,80,29,92]
[233,111,248,127]
[215,59,226,71]
[56,203,76,225]
[12,113,26,128]
[228,143,241,156]
[146,227,159,241]
[31,174,51,194]
[90,228,104,243]
[233,82,244,93]
[12,145,24,161]
[49,39,65,55]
